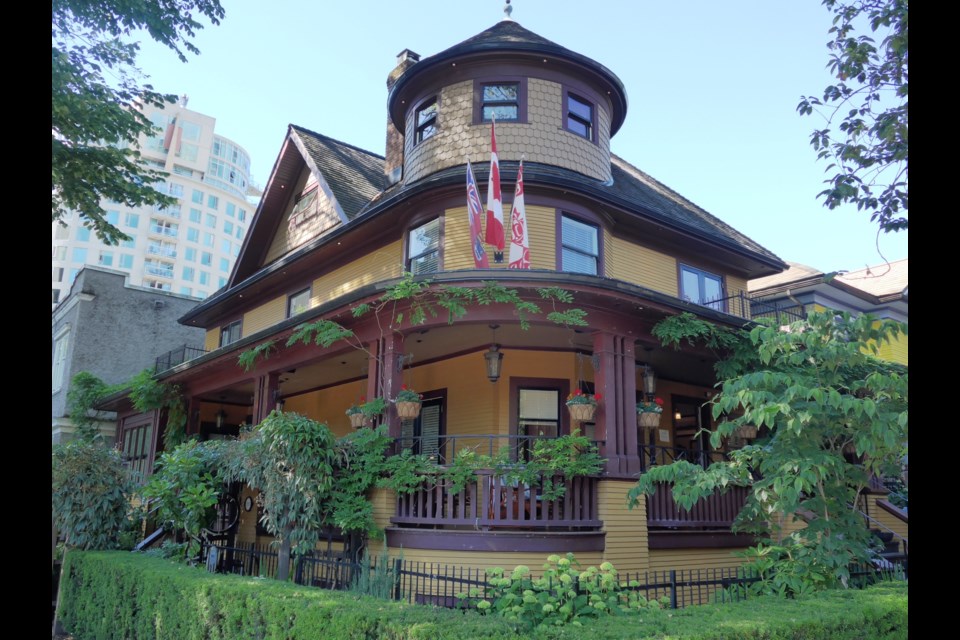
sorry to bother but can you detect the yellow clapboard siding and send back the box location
[871,498,908,542]
[609,238,678,296]
[876,328,908,365]
[312,240,403,306]
[444,205,556,271]
[598,480,649,573]
[283,380,366,435]
[242,296,285,338]
[204,328,219,352]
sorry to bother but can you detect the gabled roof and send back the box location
[388,19,628,136]
[290,125,385,220]
[749,258,908,308]
[229,126,385,284]
[835,258,908,300]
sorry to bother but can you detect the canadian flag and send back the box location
[484,117,505,255]
[508,160,530,269]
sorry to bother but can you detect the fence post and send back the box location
[294,554,304,585]
[393,558,403,601]
[669,570,677,609]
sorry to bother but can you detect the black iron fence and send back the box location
[198,542,906,610]
[154,344,208,373]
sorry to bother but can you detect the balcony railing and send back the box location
[646,483,749,529]
[149,225,178,238]
[392,468,601,530]
[147,246,177,259]
[144,265,174,278]
[395,434,605,465]
[697,291,806,323]
[155,344,209,373]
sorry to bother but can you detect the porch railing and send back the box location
[699,291,806,323]
[638,444,728,472]
[646,483,749,529]
[392,469,601,530]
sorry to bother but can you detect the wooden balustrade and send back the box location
[392,469,601,530]
[646,484,748,529]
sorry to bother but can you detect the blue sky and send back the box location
[131,0,907,274]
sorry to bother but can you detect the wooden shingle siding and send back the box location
[264,170,342,264]
[242,297,285,338]
[609,239,678,297]
[311,241,403,306]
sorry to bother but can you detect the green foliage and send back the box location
[52,0,225,244]
[66,371,123,441]
[467,554,662,631]
[380,449,441,494]
[140,439,223,559]
[349,547,401,600]
[328,426,393,537]
[127,369,188,448]
[52,440,135,550]
[798,0,908,233]
[361,396,389,418]
[58,551,907,640]
[630,311,908,596]
[287,319,356,349]
[238,339,276,372]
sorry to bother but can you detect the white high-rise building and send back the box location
[52,97,257,308]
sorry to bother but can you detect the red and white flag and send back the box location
[484,117,505,255]
[508,160,530,269]
[466,160,490,269]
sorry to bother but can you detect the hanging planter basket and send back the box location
[348,413,368,429]
[638,411,661,428]
[396,401,422,420]
[567,403,597,422]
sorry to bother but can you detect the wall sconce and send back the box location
[484,324,503,382]
[642,365,657,400]
[215,402,227,431]
[674,411,682,421]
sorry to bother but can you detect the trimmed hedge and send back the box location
[58,551,907,639]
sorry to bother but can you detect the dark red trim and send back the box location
[561,87,599,145]
[647,531,756,549]
[509,376,571,438]
[556,208,605,277]
[385,528,605,552]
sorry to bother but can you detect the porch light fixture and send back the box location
[215,403,227,431]
[642,365,657,400]
[484,324,503,383]
[674,411,682,421]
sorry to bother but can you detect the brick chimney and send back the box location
[385,49,420,186]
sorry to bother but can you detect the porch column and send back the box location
[252,372,280,424]
[378,333,405,439]
[593,332,640,477]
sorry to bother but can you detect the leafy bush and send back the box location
[59,551,907,640]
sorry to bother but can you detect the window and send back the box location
[98,251,113,267]
[53,328,70,391]
[124,212,140,228]
[144,259,174,278]
[72,247,88,263]
[187,227,199,243]
[560,215,599,275]
[482,83,519,121]
[199,271,210,285]
[207,194,219,210]
[205,213,217,228]
[150,219,178,237]
[226,203,235,218]
[287,288,311,318]
[220,320,242,347]
[119,254,133,269]
[121,235,136,248]
[235,226,244,240]
[179,286,192,296]
[203,232,215,247]
[406,218,440,275]
[53,246,67,261]
[238,209,247,222]
[201,251,212,266]
[105,210,120,225]
[189,208,202,223]
[182,266,195,282]
[224,221,234,235]
[54,225,69,240]
[414,97,438,144]
[185,247,197,262]
[76,227,90,242]
[168,182,184,197]
[52,289,61,305]
[196,290,208,299]
[679,265,725,311]
[219,257,230,273]
[218,276,227,288]
[566,92,594,140]
[221,239,231,254]
[192,189,204,204]
[145,279,171,291]
[53,267,64,282]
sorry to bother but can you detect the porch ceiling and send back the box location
[194,321,717,406]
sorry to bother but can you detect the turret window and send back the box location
[415,98,438,144]
[566,92,594,140]
[481,83,519,122]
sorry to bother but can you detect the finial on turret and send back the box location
[503,0,513,21]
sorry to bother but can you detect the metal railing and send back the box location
[394,434,605,465]
[697,291,806,324]
[154,344,208,373]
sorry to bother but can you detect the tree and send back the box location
[52,0,225,244]
[798,0,907,233]
[628,311,907,596]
